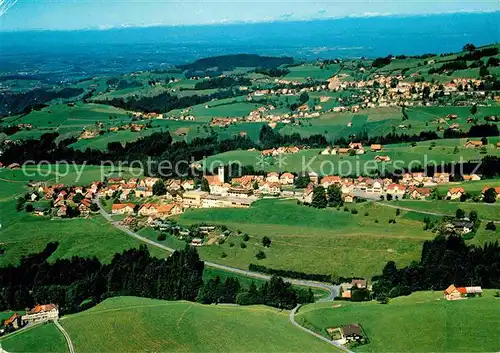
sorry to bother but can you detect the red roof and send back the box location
[456,287,467,294]
[3,313,18,326]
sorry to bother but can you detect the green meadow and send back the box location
[0,322,67,353]
[200,137,500,174]
[296,290,500,352]
[58,297,335,353]
[176,199,437,278]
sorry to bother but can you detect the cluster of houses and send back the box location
[1,304,59,334]
[29,183,99,217]
[260,146,301,156]
[321,143,383,156]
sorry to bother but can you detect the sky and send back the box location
[0,0,498,31]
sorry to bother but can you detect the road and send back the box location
[54,320,75,353]
[95,197,339,300]
[289,305,353,353]
[376,201,500,224]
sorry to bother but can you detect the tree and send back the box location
[483,188,497,203]
[463,43,476,52]
[456,208,465,219]
[469,210,478,223]
[327,185,343,207]
[481,136,488,146]
[311,186,327,209]
[253,181,259,190]
[73,193,84,204]
[152,180,166,196]
[255,251,266,260]
[242,233,250,242]
[470,104,478,115]
[299,92,309,104]
[294,175,310,188]
[201,178,210,192]
[25,203,34,213]
[485,221,496,231]
[479,66,489,78]
[262,236,272,248]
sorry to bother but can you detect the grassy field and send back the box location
[0,201,166,266]
[384,199,500,222]
[59,296,336,352]
[296,290,500,352]
[175,199,437,278]
[284,63,340,82]
[0,322,67,353]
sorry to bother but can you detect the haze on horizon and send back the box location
[0,0,499,32]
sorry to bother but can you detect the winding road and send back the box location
[54,320,75,353]
[95,197,339,300]
[290,305,353,353]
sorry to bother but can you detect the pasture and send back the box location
[176,199,437,278]
[0,322,67,353]
[199,137,500,175]
[59,297,335,352]
[0,202,166,266]
[296,290,500,352]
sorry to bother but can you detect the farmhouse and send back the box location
[481,186,500,199]
[22,304,59,324]
[112,203,135,215]
[374,155,391,162]
[444,284,482,300]
[370,144,383,152]
[447,187,465,200]
[462,174,481,181]
[138,203,160,217]
[320,175,342,188]
[464,140,483,149]
[3,313,20,329]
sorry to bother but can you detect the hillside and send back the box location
[296,290,500,352]
[58,297,336,352]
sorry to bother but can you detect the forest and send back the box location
[0,243,314,314]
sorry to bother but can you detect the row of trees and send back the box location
[197,276,314,309]
[0,244,204,314]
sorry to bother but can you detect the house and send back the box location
[78,199,92,215]
[343,194,354,203]
[370,144,383,152]
[408,187,431,200]
[279,172,295,185]
[433,172,450,184]
[227,187,253,198]
[497,142,500,149]
[464,140,483,149]
[3,313,20,329]
[320,175,342,188]
[447,187,465,200]
[259,182,281,195]
[321,146,332,155]
[190,238,203,246]
[444,284,482,300]
[451,220,475,235]
[351,279,367,289]
[481,186,500,199]
[138,203,160,217]
[181,180,195,190]
[22,304,59,324]
[386,184,406,198]
[111,203,135,215]
[266,172,280,183]
[342,324,364,342]
[56,205,67,217]
[463,174,481,181]
[374,155,391,162]
[8,163,20,170]
[157,203,183,218]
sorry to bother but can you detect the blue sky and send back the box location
[1,0,498,31]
